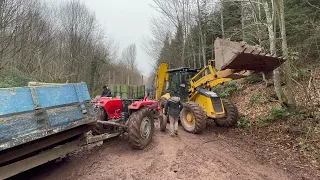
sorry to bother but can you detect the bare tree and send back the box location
[262,0,287,106]
[279,0,294,106]
[122,44,137,71]
[197,0,207,66]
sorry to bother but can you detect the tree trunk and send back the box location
[241,1,245,41]
[181,0,187,67]
[279,0,295,106]
[197,0,206,67]
[220,0,225,38]
[198,36,202,67]
[263,0,287,106]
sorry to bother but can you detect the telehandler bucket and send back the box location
[214,38,286,73]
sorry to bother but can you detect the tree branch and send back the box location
[305,0,320,10]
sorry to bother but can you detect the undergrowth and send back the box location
[244,74,263,84]
[216,80,238,97]
[238,107,293,129]
[238,107,320,131]
[248,93,269,105]
[0,69,36,88]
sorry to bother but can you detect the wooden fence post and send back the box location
[141,75,144,85]
[127,75,130,85]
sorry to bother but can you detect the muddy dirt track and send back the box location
[11,120,320,180]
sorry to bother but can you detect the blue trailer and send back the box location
[0,82,119,179]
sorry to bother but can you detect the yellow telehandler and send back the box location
[154,38,286,133]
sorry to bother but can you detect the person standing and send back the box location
[101,85,111,97]
[164,93,183,137]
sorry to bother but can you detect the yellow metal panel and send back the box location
[154,63,168,100]
[207,78,233,88]
[161,93,170,100]
[192,94,225,119]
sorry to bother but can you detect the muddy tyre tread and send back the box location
[92,108,107,135]
[159,98,167,111]
[128,108,155,150]
[159,98,168,132]
[182,101,206,134]
[159,115,167,132]
[215,100,238,127]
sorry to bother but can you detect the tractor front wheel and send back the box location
[180,101,206,134]
[214,100,238,127]
[92,107,107,135]
[128,108,155,149]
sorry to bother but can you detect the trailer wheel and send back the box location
[180,101,206,134]
[128,108,155,149]
[214,100,238,127]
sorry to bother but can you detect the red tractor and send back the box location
[92,96,159,149]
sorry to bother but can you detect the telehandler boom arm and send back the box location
[188,38,285,99]
[153,38,286,101]
[153,63,168,100]
[188,60,251,95]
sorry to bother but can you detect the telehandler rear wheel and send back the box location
[159,114,167,132]
[214,100,238,127]
[159,98,167,113]
[180,101,206,134]
[128,108,155,149]
[158,98,168,132]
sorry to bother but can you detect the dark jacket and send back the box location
[164,96,183,116]
[102,88,111,97]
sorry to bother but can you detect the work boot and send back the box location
[174,130,178,136]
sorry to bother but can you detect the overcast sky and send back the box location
[83,0,156,76]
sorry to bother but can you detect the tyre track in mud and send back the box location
[11,120,318,180]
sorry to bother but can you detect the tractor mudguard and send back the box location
[94,97,122,119]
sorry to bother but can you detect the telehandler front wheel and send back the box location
[180,101,206,134]
[128,108,155,150]
[214,100,238,127]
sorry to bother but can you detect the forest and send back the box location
[0,1,320,178]
[144,0,320,108]
[0,0,319,101]
[0,0,142,95]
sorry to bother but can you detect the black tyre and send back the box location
[159,114,168,132]
[159,98,167,114]
[92,107,107,135]
[128,108,155,149]
[180,101,206,134]
[214,100,238,127]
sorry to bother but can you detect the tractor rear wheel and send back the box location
[214,100,238,127]
[128,108,155,149]
[180,101,206,134]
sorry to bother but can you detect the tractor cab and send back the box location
[166,67,200,102]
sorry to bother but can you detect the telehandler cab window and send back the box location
[168,72,180,94]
